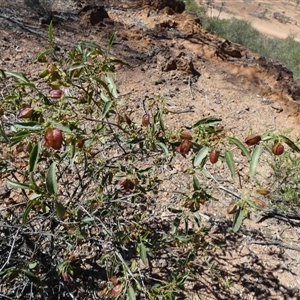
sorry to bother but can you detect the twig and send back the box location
[249,240,300,252]
[218,185,241,199]
[0,228,20,272]
[188,76,194,100]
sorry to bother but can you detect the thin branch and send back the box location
[0,228,20,272]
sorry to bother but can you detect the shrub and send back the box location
[0,22,299,299]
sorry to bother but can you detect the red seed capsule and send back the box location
[180,132,193,140]
[49,89,63,99]
[18,107,33,119]
[272,143,284,156]
[209,149,219,164]
[44,128,63,150]
[253,198,267,209]
[142,114,150,126]
[245,134,261,146]
[176,139,192,155]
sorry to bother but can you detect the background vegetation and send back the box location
[184,0,300,82]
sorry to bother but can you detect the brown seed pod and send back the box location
[209,149,220,164]
[110,276,119,286]
[272,143,284,156]
[253,198,267,209]
[256,189,270,196]
[245,134,261,146]
[180,132,193,140]
[227,203,238,214]
[18,107,33,119]
[119,178,136,192]
[114,64,124,70]
[142,114,150,126]
[49,89,63,99]
[176,139,192,155]
[44,128,63,150]
[77,138,85,149]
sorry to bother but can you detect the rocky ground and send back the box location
[1,0,300,299]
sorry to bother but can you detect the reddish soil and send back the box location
[0,1,300,299]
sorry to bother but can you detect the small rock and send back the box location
[271,103,283,113]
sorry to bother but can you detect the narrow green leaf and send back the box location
[102,100,113,118]
[250,145,262,176]
[127,285,136,300]
[48,21,53,43]
[192,117,222,128]
[23,270,41,285]
[156,142,168,156]
[4,70,32,84]
[81,40,103,52]
[168,207,183,214]
[193,146,209,167]
[69,63,86,72]
[232,207,244,232]
[0,121,9,143]
[46,162,58,194]
[29,173,38,191]
[36,48,53,62]
[29,193,42,201]
[279,135,300,153]
[22,201,34,224]
[228,137,251,160]
[55,201,66,219]
[108,32,117,52]
[139,242,148,266]
[29,142,41,172]
[193,175,202,190]
[14,122,42,131]
[224,150,235,179]
[106,76,118,98]
[7,179,32,190]
[81,217,94,224]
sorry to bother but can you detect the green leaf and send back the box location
[102,100,113,118]
[46,162,58,194]
[29,193,42,201]
[156,142,168,156]
[168,207,183,214]
[36,48,53,62]
[192,117,222,128]
[4,70,33,85]
[139,242,148,266]
[28,262,38,270]
[7,179,32,190]
[13,122,42,131]
[29,142,41,172]
[228,137,251,160]
[108,32,117,52]
[279,135,300,153]
[22,201,34,224]
[0,121,9,143]
[81,217,94,224]
[127,285,136,300]
[232,207,244,232]
[81,40,103,52]
[193,175,202,190]
[29,173,38,191]
[23,270,41,285]
[193,146,209,167]
[106,76,118,98]
[250,145,262,176]
[69,63,86,72]
[224,150,235,179]
[55,201,66,219]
